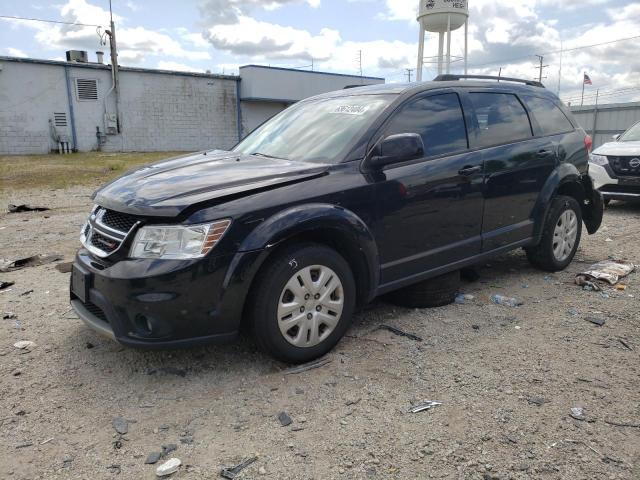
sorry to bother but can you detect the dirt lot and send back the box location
[1,166,639,479]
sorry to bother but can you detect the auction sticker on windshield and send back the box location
[333,105,368,115]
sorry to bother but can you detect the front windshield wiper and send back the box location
[250,152,287,160]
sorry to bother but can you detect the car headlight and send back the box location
[589,154,608,166]
[129,219,231,260]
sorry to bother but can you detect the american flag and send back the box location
[583,73,592,85]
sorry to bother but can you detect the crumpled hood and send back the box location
[94,150,329,217]
[593,141,640,156]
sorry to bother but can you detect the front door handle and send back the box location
[537,149,553,157]
[458,165,482,176]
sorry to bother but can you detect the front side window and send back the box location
[383,93,468,158]
[522,95,574,136]
[233,94,395,163]
[469,92,533,148]
[620,122,640,142]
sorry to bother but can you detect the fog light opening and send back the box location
[135,314,153,335]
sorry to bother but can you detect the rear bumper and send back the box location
[70,248,263,349]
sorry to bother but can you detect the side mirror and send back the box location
[368,133,424,170]
[612,134,621,141]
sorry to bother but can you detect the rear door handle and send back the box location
[458,165,482,176]
[537,149,553,157]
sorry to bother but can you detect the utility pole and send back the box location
[107,0,120,133]
[405,68,414,82]
[535,54,548,84]
[357,50,363,82]
[497,67,502,81]
[557,39,563,96]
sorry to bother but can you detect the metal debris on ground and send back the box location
[156,458,181,477]
[584,316,605,327]
[409,400,442,413]
[278,411,293,427]
[220,456,258,479]
[7,204,50,213]
[575,260,635,288]
[283,356,331,375]
[20,289,34,296]
[0,254,63,272]
[3,312,17,320]
[0,281,14,290]
[570,407,586,421]
[375,324,423,342]
[490,294,523,307]
[14,340,36,350]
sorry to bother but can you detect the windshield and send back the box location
[233,94,395,163]
[620,122,640,142]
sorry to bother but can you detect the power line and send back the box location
[467,34,640,70]
[0,14,102,28]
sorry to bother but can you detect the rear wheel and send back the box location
[386,270,460,308]
[526,195,582,272]
[249,243,356,363]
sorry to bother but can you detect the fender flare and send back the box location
[228,203,380,305]
[532,163,583,240]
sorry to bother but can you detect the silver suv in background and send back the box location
[589,120,640,204]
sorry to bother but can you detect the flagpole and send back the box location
[581,72,585,106]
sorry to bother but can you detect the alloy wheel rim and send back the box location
[552,209,578,262]
[277,265,344,348]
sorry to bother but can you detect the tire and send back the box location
[386,270,460,308]
[248,243,356,363]
[526,195,582,272]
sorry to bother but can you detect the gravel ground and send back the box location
[1,186,639,480]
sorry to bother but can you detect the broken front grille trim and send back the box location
[80,206,141,258]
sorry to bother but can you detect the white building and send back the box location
[0,54,384,155]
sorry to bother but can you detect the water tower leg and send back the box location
[437,32,444,75]
[464,19,468,75]
[445,14,452,74]
[417,24,425,82]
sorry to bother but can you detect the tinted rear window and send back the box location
[469,93,533,148]
[384,93,468,158]
[523,95,574,136]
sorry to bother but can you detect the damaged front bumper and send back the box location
[581,173,604,234]
[69,248,254,349]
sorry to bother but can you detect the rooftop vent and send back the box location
[66,50,88,63]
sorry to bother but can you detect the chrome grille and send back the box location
[81,206,140,258]
[608,156,640,176]
[102,209,138,233]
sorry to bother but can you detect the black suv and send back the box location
[71,75,603,363]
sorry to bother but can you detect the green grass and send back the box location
[0,151,188,191]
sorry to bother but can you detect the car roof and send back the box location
[308,79,556,101]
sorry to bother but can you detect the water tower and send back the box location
[416,0,469,81]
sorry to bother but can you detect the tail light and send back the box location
[584,134,593,153]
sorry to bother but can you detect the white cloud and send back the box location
[5,47,28,58]
[156,60,202,72]
[2,0,210,66]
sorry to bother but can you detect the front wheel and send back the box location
[249,243,356,363]
[526,195,582,272]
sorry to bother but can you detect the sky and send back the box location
[1,0,639,105]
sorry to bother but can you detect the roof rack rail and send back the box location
[433,74,545,88]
